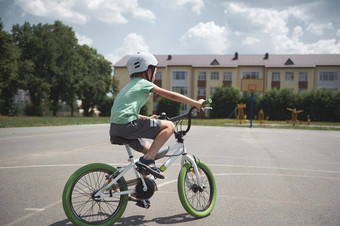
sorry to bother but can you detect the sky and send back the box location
[1,0,340,65]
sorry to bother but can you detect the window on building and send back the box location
[198,87,206,96]
[211,72,219,80]
[172,71,187,80]
[223,72,232,81]
[198,72,206,81]
[299,72,308,81]
[155,72,162,80]
[318,71,340,90]
[320,71,339,81]
[285,72,294,81]
[241,71,261,79]
[172,86,188,96]
[272,72,280,81]
[210,87,216,96]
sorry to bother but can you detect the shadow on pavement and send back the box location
[51,213,197,225]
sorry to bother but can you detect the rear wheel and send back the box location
[177,160,217,218]
[62,163,128,225]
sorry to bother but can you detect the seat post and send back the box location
[125,145,135,162]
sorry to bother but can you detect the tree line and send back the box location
[210,86,340,122]
[0,19,116,116]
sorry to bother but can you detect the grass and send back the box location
[0,116,110,128]
[1,116,340,131]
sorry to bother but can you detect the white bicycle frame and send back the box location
[94,141,203,200]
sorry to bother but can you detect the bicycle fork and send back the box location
[158,143,204,189]
[181,153,204,189]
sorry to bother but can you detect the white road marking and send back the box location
[4,200,61,226]
[1,163,339,175]
[158,180,177,188]
[214,173,340,181]
[209,164,340,174]
[24,208,45,212]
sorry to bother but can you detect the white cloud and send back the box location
[173,0,205,15]
[105,53,122,65]
[14,0,87,24]
[75,33,93,46]
[242,37,259,45]
[107,33,150,64]
[117,33,150,55]
[337,29,340,36]
[292,26,303,41]
[14,0,155,24]
[83,0,155,24]
[306,22,333,35]
[305,39,340,54]
[181,21,229,54]
[225,2,340,54]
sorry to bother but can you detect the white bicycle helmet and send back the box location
[127,52,158,77]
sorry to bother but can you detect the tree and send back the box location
[298,89,339,122]
[257,89,279,120]
[47,21,78,116]
[0,19,20,115]
[210,86,241,118]
[97,95,114,117]
[156,97,181,118]
[12,22,50,115]
[75,45,112,116]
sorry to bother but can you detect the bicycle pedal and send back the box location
[136,166,150,175]
[136,200,150,209]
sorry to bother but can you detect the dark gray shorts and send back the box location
[110,118,162,152]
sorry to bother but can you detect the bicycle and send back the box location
[62,99,217,225]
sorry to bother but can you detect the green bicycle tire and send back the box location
[62,163,128,226]
[177,160,217,218]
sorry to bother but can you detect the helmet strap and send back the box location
[145,66,156,82]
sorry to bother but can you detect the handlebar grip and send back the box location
[202,99,212,107]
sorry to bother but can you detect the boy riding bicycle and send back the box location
[110,52,203,179]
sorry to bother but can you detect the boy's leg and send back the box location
[142,141,151,155]
[143,120,175,160]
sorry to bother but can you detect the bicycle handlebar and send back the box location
[169,99,212,122]
[169,99,212,137]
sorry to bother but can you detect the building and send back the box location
[114,53,340,115]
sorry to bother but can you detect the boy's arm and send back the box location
[139,114,157,119]
[151,86,203,109]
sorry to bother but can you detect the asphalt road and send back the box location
[0,125,339,226]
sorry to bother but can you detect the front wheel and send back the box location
[177,160,217,218]
[62,163,128,225]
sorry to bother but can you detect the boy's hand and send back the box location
[149,114,158,119]
[196,99,205,109]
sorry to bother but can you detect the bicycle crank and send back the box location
[135,177,158,199]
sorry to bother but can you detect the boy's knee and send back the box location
[162,121,175,133]
[168,121,175,133]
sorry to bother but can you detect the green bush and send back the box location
[210,87,340,122]
[210,86,241,118]
[97,96,115,117]
[24,102,43,116]
[156,97,181,118]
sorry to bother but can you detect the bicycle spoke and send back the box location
[183,166,213,212]
[68,169,125,224]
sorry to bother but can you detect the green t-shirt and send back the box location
[110,78,156,124]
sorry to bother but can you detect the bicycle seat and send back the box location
[110,135,133,145]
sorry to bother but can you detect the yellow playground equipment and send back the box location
[286,108,303,125]
[258,109,265,124]
[237,103,247,124]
